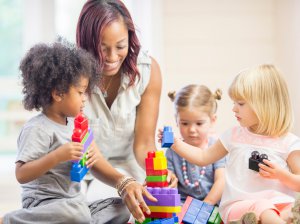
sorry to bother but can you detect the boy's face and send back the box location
[176,107,215,148]
[60,76,89,117]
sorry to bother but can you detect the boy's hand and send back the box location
[259,159,286,180]
[56,142,83,162]
[85,141,101,168]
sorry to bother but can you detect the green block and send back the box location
[208,207,219,224]
[146,175,167,182]
[213,214,222,224]
[135,218,152,224]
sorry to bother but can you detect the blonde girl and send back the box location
[159,65,300,224]
[166,85,225,205]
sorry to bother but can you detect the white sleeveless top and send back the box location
[84,51,151,173]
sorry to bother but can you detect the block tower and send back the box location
[136,126,180,224]
[70,113,94,182]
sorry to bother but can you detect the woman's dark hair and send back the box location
[76,0,141,86]
[20,40,100,111]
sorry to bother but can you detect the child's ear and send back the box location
[175,113,179,127]
[52,90,63,102]
[211,114,217,124]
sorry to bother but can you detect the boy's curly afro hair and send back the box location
[20,40,100,111]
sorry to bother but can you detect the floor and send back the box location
[0,154,21,217]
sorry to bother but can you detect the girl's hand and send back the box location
[259,159,286,180]
[167,169,178,188]
[121,181,157,223]
[157,128,163,144]
[56,142,83,162]
[86,141,101,168]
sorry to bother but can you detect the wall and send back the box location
[159,0,300,136]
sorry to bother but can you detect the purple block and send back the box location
[83,129,93,153]
[144,187,181,206]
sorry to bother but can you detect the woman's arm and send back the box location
[203,167,225,205]
[134,57,162,169]
[171,139,228,166]
[89,141,157,223]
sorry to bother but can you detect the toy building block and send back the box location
[70,113,93,182]
[249,151,269,172]
[144,187,181,207]
[145,212,175,219]
[161,126,174,148]
[178,196,193,223]
[147,216,179,224]
[153,151,167,170]
[208,207,222,224]
[146,175,167,182]
[146,151,168,187]
[142,151,181,223]
[181,196,216,224]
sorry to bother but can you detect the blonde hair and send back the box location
[168,84,222,117]
[228,64,293,137]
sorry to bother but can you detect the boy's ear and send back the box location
[52,90,63,102]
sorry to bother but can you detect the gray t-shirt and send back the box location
[16,113,81,200]
[166,137,225,202]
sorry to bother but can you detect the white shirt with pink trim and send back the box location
[219,126,300,222]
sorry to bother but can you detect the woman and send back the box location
[76,0,176,223]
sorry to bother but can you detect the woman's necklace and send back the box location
[100,76,114,98]
[181,157,206,188]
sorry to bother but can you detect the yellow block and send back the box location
[148,206,181,213]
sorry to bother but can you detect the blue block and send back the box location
[161,126,174,148]
[70,163,89,182]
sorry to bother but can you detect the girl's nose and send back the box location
[189,125,196,132]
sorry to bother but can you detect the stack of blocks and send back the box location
[179,197,222,224]
[139,151,180,224]
[135,126,179,224]
[70,113,94,182]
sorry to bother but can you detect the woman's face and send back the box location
[99,19,129,76]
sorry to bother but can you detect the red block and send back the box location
[145,157,154,170]
[146,181,168,187]
[72,128,88,142]
[74,113,88,131]
[146,169,168,176]
[144,212,174,218]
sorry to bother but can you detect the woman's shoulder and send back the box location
[137,50,152,65]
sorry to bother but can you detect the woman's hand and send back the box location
[121,181,157,223]
[86,141,101,168]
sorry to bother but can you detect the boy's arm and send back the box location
[171,139,228,166]
[16,142,83,184]
[203,167,225,205]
